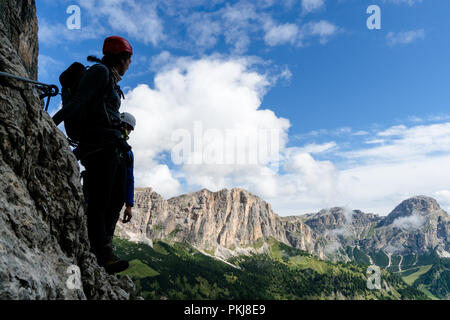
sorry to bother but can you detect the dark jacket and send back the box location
[125,149,134,207]
[53,63,123,147]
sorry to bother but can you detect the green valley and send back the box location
[114,237,428,300]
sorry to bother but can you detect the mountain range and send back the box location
[116,187,450,299]
[117,188,450,261]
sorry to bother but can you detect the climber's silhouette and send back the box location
[105,112,136,245]
[53,36,134,274]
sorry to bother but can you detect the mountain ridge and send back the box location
[117,187,450,262]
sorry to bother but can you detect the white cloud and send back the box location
[383,0,423,5]
[40,0,165,46]
[364,139,384,145]
[302,20,338,44]
[264,23,299,46]
[135,164,182,198]
[377,125,407,137]
[343,123,450,163]
[168,1,339,52]
[39,0,341,52]
[270,121,450,216]
[121,56,291,198]
[337,155,450,215]
[283,150,338,197]
[392,212,426,230]
[353,131,369,136]
[322,122,450,214]
[124,81,450,215]
[121,55,345,208]
[433,190,450,212]
[301,0,326,13]
[185,14,222,50]
[387,29,425,46]
[219,1,259,53]
[38,19,104,45]
[97,1,164,46]
[294,142,337,154]
[38,54,65,80]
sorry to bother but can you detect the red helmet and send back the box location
[103,36,133,55]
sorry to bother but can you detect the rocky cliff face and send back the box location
[116,187,320,259]
[117,187,450,262]
[0,0,134,299]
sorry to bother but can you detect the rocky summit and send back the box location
[378,196,443,227]
[117,188,450,261]
[0,0,134,299]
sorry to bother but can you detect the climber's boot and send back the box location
[98,243,129,274]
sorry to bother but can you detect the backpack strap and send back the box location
[81,63,113,128]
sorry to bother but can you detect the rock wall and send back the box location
[0,0,134,299]
[116,188,320,258]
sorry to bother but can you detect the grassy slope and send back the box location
[401,265,433,286]
[412,258,450,299]
[346,246,446,300]
[113,237,428,300]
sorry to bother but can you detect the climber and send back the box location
[104,112,136,247]
[54,36,133,274]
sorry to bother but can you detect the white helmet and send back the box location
[120,112,136,130]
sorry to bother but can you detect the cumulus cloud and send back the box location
[387,29,425,46]
[283,149,339,199]
[121,56,291,198]
[120,55,346,207]
[136,164,182,198]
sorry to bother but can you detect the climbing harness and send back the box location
[0,71,59,111]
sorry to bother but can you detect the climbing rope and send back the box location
[0,71,59,111]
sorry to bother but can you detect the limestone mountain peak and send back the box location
[380,196,442,227]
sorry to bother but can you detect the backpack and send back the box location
[59,62,88,145]
[58,62,112,146]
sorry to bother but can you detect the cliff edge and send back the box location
[0,0,134,299]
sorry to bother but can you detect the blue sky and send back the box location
[36,0,450,216]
